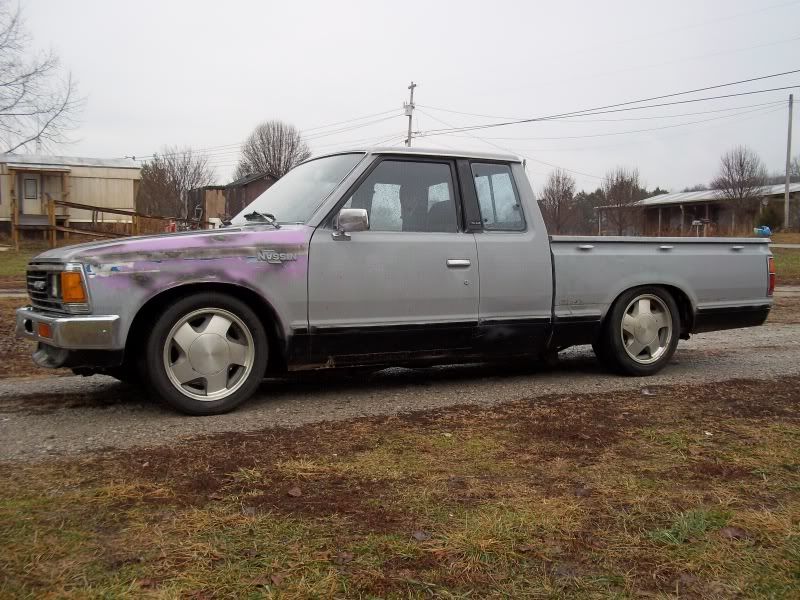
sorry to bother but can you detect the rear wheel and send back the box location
[600,287,679,376]
[143,293,268,415]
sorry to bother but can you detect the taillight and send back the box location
[767,256,775,296]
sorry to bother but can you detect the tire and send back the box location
[601,286,680,376]
[142,292,268,415]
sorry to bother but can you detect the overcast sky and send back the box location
[23,0,800,192]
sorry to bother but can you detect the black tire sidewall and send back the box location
[606,286,679,376]
[143,292,268,415]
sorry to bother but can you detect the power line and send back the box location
[419,100,787,181]
[301,108,400,132]
[303,114,404,141]
[435,104,784,142]
[509,105,787,155]
[417,84,800,139]
[418,99,785,123]
[130,109,404,161]
[167,117,405,164]
[417,108,604,180]
[415,70,800,136]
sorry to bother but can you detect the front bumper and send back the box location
[16,307,120,350]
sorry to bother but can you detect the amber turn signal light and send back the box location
[37,322,52,338]
[61,271,87,303]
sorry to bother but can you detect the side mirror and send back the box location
[333,208,369,239]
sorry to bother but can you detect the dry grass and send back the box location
[1,377,798,598]
[772,232,800,245]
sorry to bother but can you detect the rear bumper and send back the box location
[15,307,120,349]
[691,304,771,333]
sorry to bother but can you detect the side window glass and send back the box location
[342,160,458,233]
[370,183,402,231]
[471,163,525,231]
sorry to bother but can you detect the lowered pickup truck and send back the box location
[16,148,775,414]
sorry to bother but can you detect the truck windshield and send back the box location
[231,153,364,225]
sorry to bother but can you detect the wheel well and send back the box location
[603,284,693,339]
[124,283,287,372]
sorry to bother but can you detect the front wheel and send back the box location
[600,287,680,376]
[142,293,268,415]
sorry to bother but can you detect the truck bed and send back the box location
[549,236,772,330]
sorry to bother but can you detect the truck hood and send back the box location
[33,224,313,264]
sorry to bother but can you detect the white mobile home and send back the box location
[0,154,141,235]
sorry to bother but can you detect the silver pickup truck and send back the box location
[16,148,775,414]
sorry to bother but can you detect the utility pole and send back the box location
[404,81,416,147]
[785,93,794,229]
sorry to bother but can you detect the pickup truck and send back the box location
[16,147,775,414]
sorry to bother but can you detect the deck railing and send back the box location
[11,197,210,249]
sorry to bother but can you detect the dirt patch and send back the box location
[0,278,25,289]
[686,460,754,481]
[0,384,139,413]
[769,294,800,324]
[0,298,70,379]
[512,394,647,459]
[92,376,800,515]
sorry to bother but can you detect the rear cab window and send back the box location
[471,163,525,231]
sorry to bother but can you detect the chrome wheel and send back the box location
[619,294,673,365]
[162,308,255,401]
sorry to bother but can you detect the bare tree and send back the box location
[137,147,216,219]
[538,169,576,234]
[0,1,82,153]
[682,183,709,192]
[235,120,310,180]
[711,146,767,233]
[599,167,645,235]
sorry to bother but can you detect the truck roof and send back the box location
[312,146,522,163]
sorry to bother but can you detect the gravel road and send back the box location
[2,321,799,462]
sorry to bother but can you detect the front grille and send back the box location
[27,263,65,312]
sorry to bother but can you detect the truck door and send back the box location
[464,161,553,354]
[307,157,479,364]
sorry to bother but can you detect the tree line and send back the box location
[538,146,800,235]
[538,166,666,235]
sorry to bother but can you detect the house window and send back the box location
[24,178,38,199]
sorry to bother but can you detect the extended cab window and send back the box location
[342,160,458,233]
[471,163,525,231]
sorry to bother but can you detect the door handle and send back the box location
[578,244,594,251]
[731,245,744,251]
[446,259,471,268]
[659,245,674,251]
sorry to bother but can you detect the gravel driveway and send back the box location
[1,322,799,462]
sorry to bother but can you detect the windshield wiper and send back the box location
[242,211,281,228]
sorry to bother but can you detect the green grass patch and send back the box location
[1,377,799,597]
[648,508,731,545]
[773,247,800,284]
[0,248,41,279]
